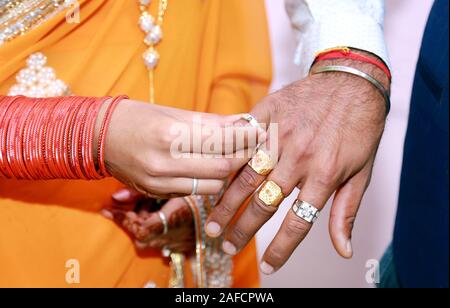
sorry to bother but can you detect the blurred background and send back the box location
[257,0,435,288]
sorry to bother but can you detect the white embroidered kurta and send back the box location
[285,0,389,77]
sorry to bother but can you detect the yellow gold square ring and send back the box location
[248,148,276,176]
[258,181,284,208]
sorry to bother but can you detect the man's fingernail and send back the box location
[222,241,237,255]
[346,240,353,257]
[206,222,221,236]
[112,189,131,201]
[101,209,113,220]
[260,262,275,275]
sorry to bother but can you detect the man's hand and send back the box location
[205,56,390,274]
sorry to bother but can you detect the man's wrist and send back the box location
[311,49,391,90]
[308,50,391,119]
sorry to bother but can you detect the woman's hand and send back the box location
[99,99,263,199]
[102,187,195,254]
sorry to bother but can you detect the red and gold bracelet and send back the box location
[0,95,128,180]
[314,47,392,80]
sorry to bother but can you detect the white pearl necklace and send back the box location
[138,0,168,103]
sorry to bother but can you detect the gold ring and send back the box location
[258,180,284,207]
[248,148,276,176]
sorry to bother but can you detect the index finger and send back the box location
[182,123,265,156]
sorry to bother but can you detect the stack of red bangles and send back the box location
[0,95,127,180]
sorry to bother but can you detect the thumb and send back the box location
[329,168,371,259]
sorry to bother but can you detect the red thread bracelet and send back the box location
[315,48,392,80]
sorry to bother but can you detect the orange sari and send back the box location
[0,0,271,287]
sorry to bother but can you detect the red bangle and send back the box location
[0,96,21,178]
[60,98,79,179]
[82,97,105,179]
[8,98,29,179]
[72,97,90,179]
[40,97,59,179]
[97,95,128,177]
[0,95,127,181]
[46,98,66,178]
[21,98,40,179]
[315,48,392,80]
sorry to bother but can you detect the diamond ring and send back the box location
[291,200,320,224]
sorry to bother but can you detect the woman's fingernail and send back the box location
[101,209,113,220]
[112,189,131,201]
[206,222,221,236]
[229,114,247,121]
[346,240,353,257]
[222,241,237,255]
[260,262,275,275]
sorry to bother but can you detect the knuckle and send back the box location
[274,177,290,194]
[285,217,310,239]
[344,215,357,231]
[280,126,294,140]
[294,141,313,162]
[209,181,224,195]
[266,243,286,265]
[214,160,232,178]
[158,129,174,145]
[144,158,165,177]
[143,177,156,191]
[252,196,278,217]
[316,163,339,187]
[230,226,250,245]
[144,177,166,194]
[237,168,260,192]
[216,200,235,219]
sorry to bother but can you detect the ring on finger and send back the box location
[258,180,284,207]
[241,114,264,131]
[248,148,276,176]
[158,211,169,235]
[291,200,320,224]
[191,178,199,195]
